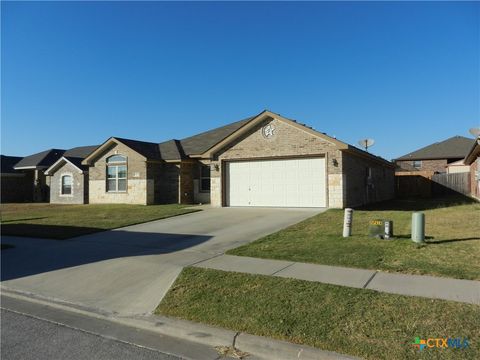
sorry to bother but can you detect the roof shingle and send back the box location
[395,136,474,161]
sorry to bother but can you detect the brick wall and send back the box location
[396,159,448,173]
[88,142,149,205]
[343,152,395,207]
[49,161,86,204]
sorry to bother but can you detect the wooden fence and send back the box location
[431,172,470,196]
[395,171,471,198]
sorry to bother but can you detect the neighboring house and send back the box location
[82,110,395,208]
[463,137,480,200]
[394,136,473,173]
[1,155,34,203]
[13,146,98,202]
[446,159,470,174]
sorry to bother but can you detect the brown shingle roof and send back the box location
[395,136,474,161]
[179,116,255,155]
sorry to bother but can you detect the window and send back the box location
[106,155,127,192]
[61,175,72,195]
[413,160,422,169]
[200,165,210,192]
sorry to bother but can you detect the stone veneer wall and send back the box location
[342,152,395,207]
[88,142,149,205]
[49,161,86,204]
[210,117,344,208]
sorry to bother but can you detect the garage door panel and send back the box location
[226,157,326,207]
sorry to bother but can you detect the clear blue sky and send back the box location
[2,1,479,160]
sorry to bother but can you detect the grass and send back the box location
[0,203,200,239]
[228,196,480,280]
[157,267,480,360]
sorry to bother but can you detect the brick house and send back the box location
[463,137,480,200]
[81,110,395,208]
[9,146,97,203]
[394,136,473,173]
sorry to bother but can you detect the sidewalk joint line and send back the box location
[187,253,224,267]
[363,271,378,289]
[271,262,296,276]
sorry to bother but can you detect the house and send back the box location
[12,146,97,203]
[394,136,473,173]
[445,159,470,174]
[82,110,395,208]
[1,155,34,203]
[463,137,480,200]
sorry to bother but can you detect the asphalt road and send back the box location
[1,309,181,360]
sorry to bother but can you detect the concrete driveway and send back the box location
[1,207,322,316]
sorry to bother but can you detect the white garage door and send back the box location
[226,157,326,207]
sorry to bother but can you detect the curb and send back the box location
[1,287,358,360]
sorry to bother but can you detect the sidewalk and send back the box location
[194,254,480,305]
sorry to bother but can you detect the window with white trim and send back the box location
[61,175,72,195]
[412,160,422,169]
[200,165,210,192]
[106,155,127,192]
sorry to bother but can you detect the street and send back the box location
[0,294,222,360]
[1,309,179,360]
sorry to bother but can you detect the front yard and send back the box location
[0,203,200,239]
[157,267,479,360]
[228,196,480,280]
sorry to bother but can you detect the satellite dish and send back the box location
[469,128,480,137]
[358,138,375,152]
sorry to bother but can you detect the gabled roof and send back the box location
[64,145,98,158]
[158,139,185,161]
[395,136,474,161]
[114,137,162,160]
[1,155,23,173]
[44,156,87,175]
[14,149,65,170]
[179,115,256,155]
[82,137,163,165]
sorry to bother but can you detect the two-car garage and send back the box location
[225,157,327,207]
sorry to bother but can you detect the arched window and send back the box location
[61,175,72,195]
[106,155,127,192]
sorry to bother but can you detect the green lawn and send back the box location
[228,196,480,280]
[0,203,200,239]
[157,267,479,360]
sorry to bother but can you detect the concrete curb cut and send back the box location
[1,287,358,360]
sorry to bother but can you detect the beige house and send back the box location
[82,110,394,208]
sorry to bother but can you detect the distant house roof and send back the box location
[14,149,65,170]
[395,136,474,161]
[1,155,23,173]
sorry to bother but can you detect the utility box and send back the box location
[384,220,393,239]
[369,219,384,238]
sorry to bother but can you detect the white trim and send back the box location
[13,166,44,170]
[45,157,83,175]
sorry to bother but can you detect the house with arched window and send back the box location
[80,110,395,207]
